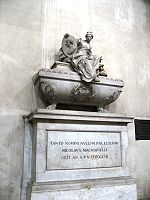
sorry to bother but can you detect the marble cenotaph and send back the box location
[21,33,137,200]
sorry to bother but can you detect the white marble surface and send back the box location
[27,110,130,182]
[21,110,136,199]
[31,182,137,200]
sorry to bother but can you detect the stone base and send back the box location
[22,109,137,200]
[30,177,137,200]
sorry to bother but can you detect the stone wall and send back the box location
[0,0,150,199]
[0,0,42,199]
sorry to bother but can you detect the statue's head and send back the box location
[85,32,93,42]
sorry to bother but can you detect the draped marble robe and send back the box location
[71,38,100,82]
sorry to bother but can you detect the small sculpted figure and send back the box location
[58,32,107,82]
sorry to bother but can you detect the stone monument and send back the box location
[21,32,137,200]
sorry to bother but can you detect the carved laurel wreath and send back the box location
[39,81,56,102]
[71,83,96,102]
[103,91,122,106]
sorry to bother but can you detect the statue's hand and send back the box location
[88,55,93,60]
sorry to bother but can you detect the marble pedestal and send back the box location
[21,109,137,200]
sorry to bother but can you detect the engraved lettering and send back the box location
[47,132,121,169]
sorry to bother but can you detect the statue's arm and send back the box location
[89,44,92,53]
[77,38,82,47]
[58,47,66,61]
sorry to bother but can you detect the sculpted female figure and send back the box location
[58,32,107,82]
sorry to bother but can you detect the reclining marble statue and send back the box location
[33,32,124,111]
[58,32,107,82]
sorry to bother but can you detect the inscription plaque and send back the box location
[47,131,121,170]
